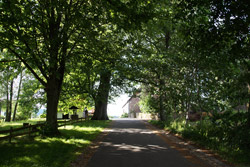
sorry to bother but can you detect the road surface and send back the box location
[86,119,215,167]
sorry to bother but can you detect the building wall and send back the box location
[128,97,140,113]
[122,103,129,114]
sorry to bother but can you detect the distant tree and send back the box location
[0,51,22,122]
[12,68,23,121]
[17,73,45,120]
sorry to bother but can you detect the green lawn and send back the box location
[0,120,110,167]
[0,118,46,131]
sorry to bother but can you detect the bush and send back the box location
[149,114,250,166]
[15,114,29,121]
[0,115,5,120]
[40,113,46,118]
[149,120,167,129]
[120,113,128,118]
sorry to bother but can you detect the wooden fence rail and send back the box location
[0,118,85,143]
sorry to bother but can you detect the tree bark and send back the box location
[12,71,23,121]
[247,83,250,127]
[159,79,165,121]
[8,80,14,121]
[5,80,10,122]
[92,70,111,120]
[44,74,63,135]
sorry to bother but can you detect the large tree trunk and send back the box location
[92,70,111,120]
[13,71,23,121]
[44,74,63,135]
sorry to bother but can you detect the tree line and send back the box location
[135,0,250,162]
[0,0,249,146]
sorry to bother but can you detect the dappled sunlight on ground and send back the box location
[102,142,168,153]
[86,119,205,167]
[0,121,110,167]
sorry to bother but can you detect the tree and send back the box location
[18,74,45,120]
[1,1,85,133]
[0,0,159,131]
[12,68,23,121]
[0,51,22,122]
[171,0,250,125]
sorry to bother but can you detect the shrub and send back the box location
[120,113,128,118]
[40,113,46,118]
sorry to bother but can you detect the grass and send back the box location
[0,118,46,138]
[0,120,110,167]
[0,118,46,131]
[149,119,250,167]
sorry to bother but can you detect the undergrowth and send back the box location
[149,116,250,167]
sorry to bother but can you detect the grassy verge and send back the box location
[0,120,110,167]
[0,119,46,138]
[149,120,250,167]
[0,118,46,130]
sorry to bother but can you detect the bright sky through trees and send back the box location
[107,94,129,117]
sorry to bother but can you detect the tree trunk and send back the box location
[8,80,14,121]
[5,80,10,122]
[159,79,165,121]
[247,83,250,127]
[92,70,111,120]
[44,74,63,135]
[13,71,23,121]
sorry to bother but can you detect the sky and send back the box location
[107,94,130,117]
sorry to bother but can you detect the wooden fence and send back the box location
[0,118,85,143]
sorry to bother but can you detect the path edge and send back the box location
[70,121,114,167]
[144,120,233,167]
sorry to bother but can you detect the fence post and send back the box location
[9,127,13,143]
[64,119,66,128]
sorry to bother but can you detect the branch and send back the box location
[0,59,20,63]
[9,4,49,81]
[8,47,47,86]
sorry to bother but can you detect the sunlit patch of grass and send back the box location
[0,118,46,131]
[0,120,110,167]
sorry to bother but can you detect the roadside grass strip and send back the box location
[0,120,110,167]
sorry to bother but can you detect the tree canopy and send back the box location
[0,0,249,147]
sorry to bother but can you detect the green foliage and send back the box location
[0,120,110,167]
[139,88,157,114]
[150,110,250,166]
[40,113,46,119]
[137,2,250,166]
[0,0,249,164]
[17,74,45,120]
[148,120,166,129]
[120,113,128,118]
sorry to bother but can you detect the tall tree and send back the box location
[12,69,23,121]
[0,1,98,133]
[0,0,158,129]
